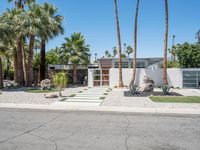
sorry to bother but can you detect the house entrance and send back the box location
[93,69,109,87]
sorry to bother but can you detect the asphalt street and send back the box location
[0,108,200,150]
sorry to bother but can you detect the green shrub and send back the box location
[52,72,68,97]
[130,84,140,95]
[161,85,171,96]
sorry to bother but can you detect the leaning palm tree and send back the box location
[113,47,118,58]
[60,33,90,84]
[130,0,140,87]
[126,46,133,58]
[114,0,124,87]
[163,0,169,85]
[39,3,64,81]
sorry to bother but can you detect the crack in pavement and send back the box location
[54,125,88,142]
[0,112,67,145]
[124,115,131,150]
[28,133,58,150]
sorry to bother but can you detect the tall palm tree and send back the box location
[126,46,133,58]
[105,50,109,58]
[60,33,90,84]
[7,0,35,86]
[163,0,169,85]
[113,47,118,58]
[39,3,64,81]
[22,3,43,86]
[0,9,23,84]
[130,0,140,86]
[114,0,124,87]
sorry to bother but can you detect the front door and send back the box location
[93,69,109,87]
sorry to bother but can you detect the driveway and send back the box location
[0,109,199,150]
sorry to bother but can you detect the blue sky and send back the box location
[0,0,200,59]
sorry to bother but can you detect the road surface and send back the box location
[0,108,199,150]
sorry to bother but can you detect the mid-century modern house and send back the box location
[48,57,200,89]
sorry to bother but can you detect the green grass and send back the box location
[25,88,61,93]
[150,96,200,103]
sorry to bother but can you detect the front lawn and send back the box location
[150,96,200,103]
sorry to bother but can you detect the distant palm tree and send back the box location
[126,46,133,58]
[105,50,109,58]
[61,33,90,84]
[130,0,140,86]
[163,0,169,85]
[114,0,124,87]
[108,53,112,58]
[196,30,200,44]
[113,47,118,58]
[95,53,97,61]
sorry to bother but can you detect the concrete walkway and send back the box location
[61,88,108,106]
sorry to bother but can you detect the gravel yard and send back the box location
[0,87,85,105]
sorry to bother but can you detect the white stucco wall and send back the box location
[88,69,94,87]
[109,68,184,88]
[88,68,200,88]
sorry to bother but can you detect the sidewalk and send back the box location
[0,101,200,115]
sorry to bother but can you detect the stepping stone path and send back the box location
[63,88,109,106]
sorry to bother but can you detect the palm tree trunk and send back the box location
[22,44,27,83]
[0,57,3,89]
[73,65,77,85]
[114,0,124,87]
[130,0,140,87]
[163,0,168,85]
[13,49,18,83]
[40,39,46,82]
[26,35,35,87]
[17,35,25,86]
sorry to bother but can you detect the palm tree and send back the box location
[95,53,97,61]
[7,0,35,9]
[7,0,35,86]
[21,3,44,86]
[105,50,109,58]
[60,33,90,84]
[114,0,124,87]
[163,0,169,85]
[196,30,200,44]
[0,44,6,89]
[0,9,23,84]
[126,46,133,58]
[130,0,140,86]
[39,3,64,82]
[113,47,118,58]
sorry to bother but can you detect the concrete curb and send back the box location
[0,103,200,115]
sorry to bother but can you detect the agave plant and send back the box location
[52,72,68,97]
[129,83,140,95]
[161,85,170,96]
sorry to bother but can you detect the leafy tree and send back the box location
[60,33,90,84]
[175,43,200,68]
